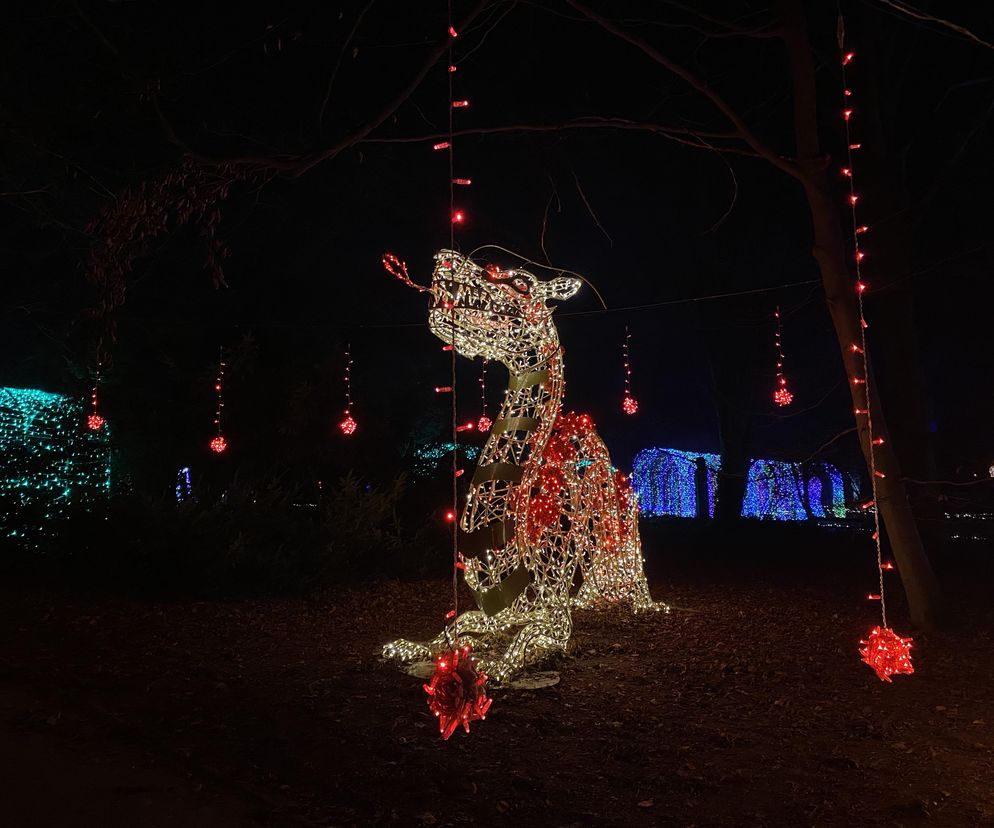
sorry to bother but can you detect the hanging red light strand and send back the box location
[621,326,638,415]
[478,361,491,431]
[87,362,106,432]
[419,3,491,738]
[839,32,913,682]
[210,346,227,454]
[340,343,357,435]
[773,305,794,407]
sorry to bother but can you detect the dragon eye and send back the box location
[512,278,529,293]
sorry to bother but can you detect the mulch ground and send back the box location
[2,561,993,827]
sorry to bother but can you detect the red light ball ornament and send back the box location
[423,645,492,740]
[87,413,105,432]
[339,413,357,436]
[622,395,639,415]
[477,415,492,432]
[773,387,794,407]
[859,626,914,682]
[210,435,228,454]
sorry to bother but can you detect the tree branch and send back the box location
[359,117,764,158]
[871,0,994,50]
[564,0,801,178]
[318,0,376,135]
[166,0,493,175]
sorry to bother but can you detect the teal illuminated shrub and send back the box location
[0,387,112,545]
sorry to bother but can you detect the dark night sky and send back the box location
[1,1,992,488]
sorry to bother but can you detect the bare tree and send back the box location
[559,0,943,628]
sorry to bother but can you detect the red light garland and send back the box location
[772,305,794,407]
[339,343,357,436]
[210,346,228,454]
[840,40,913,679]
[621,326,639,415]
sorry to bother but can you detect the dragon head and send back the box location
[425,250,580,371]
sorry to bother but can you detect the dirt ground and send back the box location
[2,560,993,827]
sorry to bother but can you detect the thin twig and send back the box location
[571,167,612,247]
[871,0,994,50]
[565,0,800,178]
[318,0,376,135]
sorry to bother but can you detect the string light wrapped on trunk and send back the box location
[839,35,913,681]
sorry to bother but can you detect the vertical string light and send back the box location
[839,29,913,682]
[87,362,106,431]
[419,3,492,740]
[773,305,794,407]
[446,1,461,647]
[477,361,491,431]
[210,346,228,454]
[339,343,357,436]
[621,326,638,415]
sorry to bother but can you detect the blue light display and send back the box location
[175,466,193,502]
[632,446,852,521]
[0,387,112,544]
[632,449,719,518]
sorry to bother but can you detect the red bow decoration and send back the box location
[859,626,914,682]
[423,645,492,739]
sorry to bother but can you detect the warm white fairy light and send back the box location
[384,250,665,683]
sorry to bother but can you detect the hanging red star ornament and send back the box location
[87,413,106,432]
[339,413,357,435]
[210,435,228,454]
[622,395,639,415]
[859,626,914,682]
[423,644,492,739]
[773,383,794,407]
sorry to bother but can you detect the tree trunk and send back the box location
[778,0,942,629]
[854,34,945,556]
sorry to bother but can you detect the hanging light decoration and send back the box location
[477,361,491,432]
[424,644,492,740]
[621,325,639,415]
[339,343,357,436]
[87,364,105,431]
[839,38,913,681]
[772,306,794,407]
[210,346,227,454]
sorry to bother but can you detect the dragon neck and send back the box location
[461,347,564,532]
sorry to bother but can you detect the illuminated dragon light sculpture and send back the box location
[384,250,664,683]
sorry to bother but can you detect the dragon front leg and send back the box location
[382,609,501,664]
[477,595,573,685]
